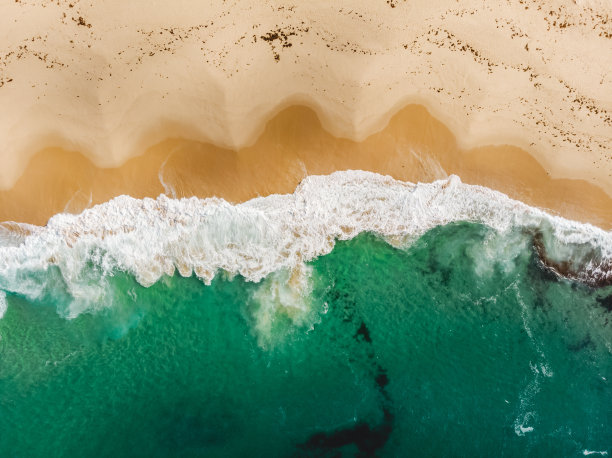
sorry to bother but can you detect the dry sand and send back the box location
[0,0,611,226]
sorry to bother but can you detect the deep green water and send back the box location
[0,222,611,457]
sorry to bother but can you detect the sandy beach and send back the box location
[2,3,612,453]
[0,104,611,228]
[0,0,610,227]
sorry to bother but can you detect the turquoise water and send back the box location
[0,222,611,457]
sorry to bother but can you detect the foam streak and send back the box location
[0,171,610,318]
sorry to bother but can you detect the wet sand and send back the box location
[1,104,610,229]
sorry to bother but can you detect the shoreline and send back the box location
[0,104,610,229]
[1,169,611,296]
[1,0,611,211]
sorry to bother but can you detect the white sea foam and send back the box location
[0,171,610,318]
[249,263,319,347]
[0,290,6,319]
[512,283,556,437]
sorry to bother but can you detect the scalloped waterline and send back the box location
[0,170,610,318]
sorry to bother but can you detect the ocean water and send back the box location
[0,172,611,456]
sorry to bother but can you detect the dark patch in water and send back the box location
[529,252,560,287]
[330,290,359,323]
[440,268,451,286]
[567,334,595,352]
[532,232,612,288]
[300,286,396,456]
[375,370,389,390]
[299,409,393,457]
[525,252,555,313]
[597,295,612,313]
[355,322,372,343]
[597,294,612,312]
[532,232,572,281]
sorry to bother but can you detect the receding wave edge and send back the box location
[0,171,610,318]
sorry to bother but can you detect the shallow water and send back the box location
[1,223,610,457]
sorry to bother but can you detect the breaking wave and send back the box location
[0,171,610,318]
